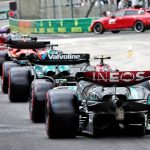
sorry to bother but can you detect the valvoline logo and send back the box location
[41,53,46,59]
[42,54,81,60]
[49,54,80,59]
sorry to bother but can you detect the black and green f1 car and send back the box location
[45,70,150,138]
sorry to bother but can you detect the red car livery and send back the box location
[90,8,150,34]
[8,48,46,58]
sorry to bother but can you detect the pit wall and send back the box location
[9,17,99,34]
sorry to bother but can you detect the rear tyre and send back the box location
[0,51,9,76]
[126,113,146,136]
[136,115,146,136]
[93,23,104,34]
[45,89,79,138]
[29,79,53,123]
[1,61,18,93]
[134,21,145,33]
[8,67,31,102]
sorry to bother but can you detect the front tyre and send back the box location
[134,21,145,33]
[93,23,104,34]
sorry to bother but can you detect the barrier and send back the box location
[9,17,98,34]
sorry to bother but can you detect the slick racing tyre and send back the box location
[134,21,145,33]
[0,51,9,76]
[8,66,31,102]
[93,23,104,34]
[125,113,146,136]
[1,61,18,93]
[135,113,146,136]
[45,89,79,138]
[29,79,53,123]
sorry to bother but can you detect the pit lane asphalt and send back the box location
[1,20,150,150]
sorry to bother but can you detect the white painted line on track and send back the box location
[57,34,70,38]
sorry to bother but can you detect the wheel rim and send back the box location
[135,22,143,32]
[94,23,102,33]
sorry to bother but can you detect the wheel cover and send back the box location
[135,22,143,32]
[94,24,102,33]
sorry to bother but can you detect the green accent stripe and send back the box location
[129,87,139,99]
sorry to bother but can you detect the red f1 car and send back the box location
[1,41,49,93]
[90,8,150,34]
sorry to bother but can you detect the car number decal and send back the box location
[109,19,116,24]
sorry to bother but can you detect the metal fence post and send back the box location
[99,1,102,17]
[71,0,73,18]
[52,0,56,19]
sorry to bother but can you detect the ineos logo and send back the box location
[93,71,146,82]
[120,72,134,82]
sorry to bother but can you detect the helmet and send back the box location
[96,63,112,72]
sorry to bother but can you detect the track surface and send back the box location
[1,21,150,150]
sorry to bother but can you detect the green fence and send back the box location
[9,17,98,34]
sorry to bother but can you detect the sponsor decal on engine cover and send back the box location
[93,71,145,82]
[81,71,150,86]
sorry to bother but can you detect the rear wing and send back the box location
[29,53,90,65]
[75,71,150,86]
[8,41,50,49]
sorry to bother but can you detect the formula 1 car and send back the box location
[90,8,150,34]
[0,32,38,76]
[45,65,150,138]
[29,56,112,123]
[8,44,90,121]
[0,28,11,74]
[28,52,90,123]
[1,41,50,93]
[0,28,10,44]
